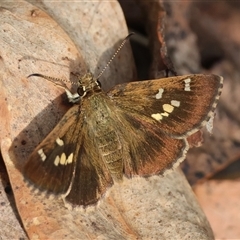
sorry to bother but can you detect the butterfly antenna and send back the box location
[27,73,75,90]
[96,32,134,80]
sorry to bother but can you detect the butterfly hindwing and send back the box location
[108,74,223,138]
[65,142,113,206]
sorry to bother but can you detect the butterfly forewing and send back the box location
[24,95,115,206]
[24,106,82,194]
[109,74,223,138]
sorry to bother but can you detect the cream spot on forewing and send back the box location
[151,113,163,121]
[66,153,74,165]
[54,155,60,166]
[56,137,64,146]
[60,153,66,165]
[152,101,179,121]
[156,88,164,99]
[161,112,169,117]
[171,100,180,107]
[184,78,191,91]
[163,104,174,113]
[38,149,46,161]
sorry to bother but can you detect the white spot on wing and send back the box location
[184,78,191,91]
[171,100,180,107]
[38,148,46,161]
[54,155,60,166]
[161,112,169,117]
[56,137,64,146]
[163,104,174,113]
[152,100,180,121]
[60,153,66,165]
[151,113,162,121]
[156,88,164,99]
[66,153,74,164]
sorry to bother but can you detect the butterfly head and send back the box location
[76,72,101,98]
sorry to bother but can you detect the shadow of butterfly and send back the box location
[24,70,223,207]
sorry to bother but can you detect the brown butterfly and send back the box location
[24,67,223,207]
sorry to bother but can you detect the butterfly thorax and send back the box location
[76,73,101,98]
[83,92,123,182]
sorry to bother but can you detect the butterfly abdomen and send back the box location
[96,128,123,182]
[88,95,124,182]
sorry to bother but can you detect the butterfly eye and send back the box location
[77,86,86,97]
